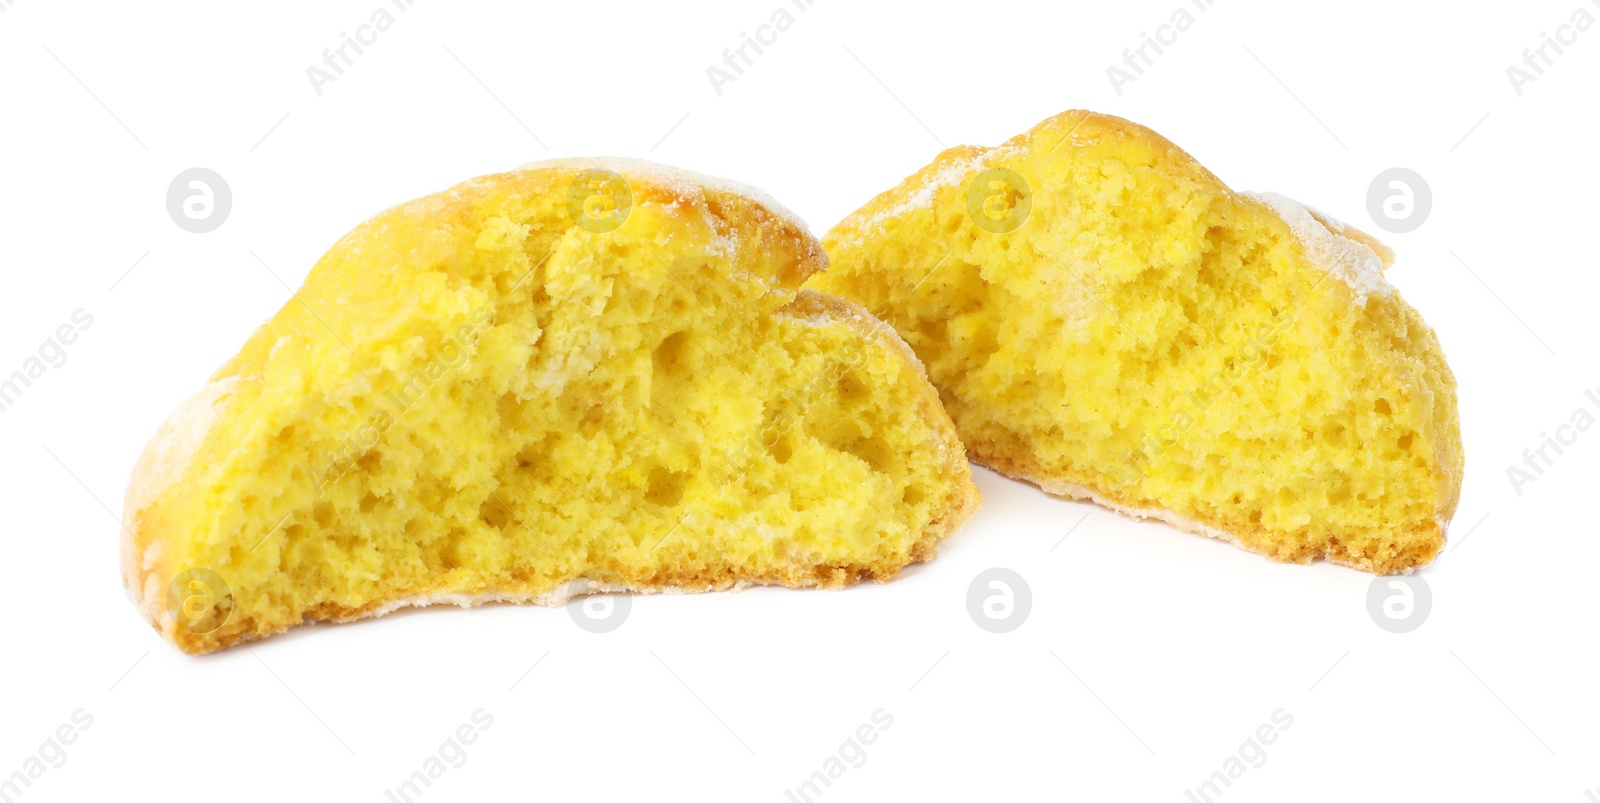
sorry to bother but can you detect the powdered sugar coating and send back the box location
[851,150,994,240]
[124,376,242,520]
[1246,191,1393,304]
[518,157,816,243]
[121,375,243,618]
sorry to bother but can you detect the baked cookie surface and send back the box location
[811,111,1462,573]
[125,159,978,654]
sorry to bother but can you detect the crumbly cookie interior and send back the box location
[132,165,976,652]
[814,111,1460,572]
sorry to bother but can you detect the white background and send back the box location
[1,0,1596,800]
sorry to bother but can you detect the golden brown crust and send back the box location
[972,449,1445,575]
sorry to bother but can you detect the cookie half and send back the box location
[811,111,1461,573]
[125,159,979,654]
